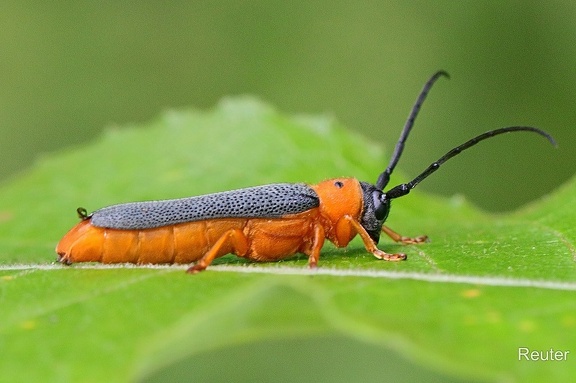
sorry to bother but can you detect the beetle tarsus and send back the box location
[372,249,407,261]
[382,225,428,245]
[186,264,206,274]
[394,234,428,245]
[402,235,429,244]
[57,252,72,265]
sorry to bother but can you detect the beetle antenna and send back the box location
[384,126,556,200]
[376,70,450,190]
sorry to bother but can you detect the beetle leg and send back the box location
[382,225,428,245]
[306,224,326,269]
[187,229,248,273]
[344,216,406,261]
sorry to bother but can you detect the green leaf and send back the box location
[0,97,574,382]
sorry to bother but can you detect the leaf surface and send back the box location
[0,98,573,382]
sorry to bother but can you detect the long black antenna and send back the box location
[376,70,450,190]
[384,126,556,200]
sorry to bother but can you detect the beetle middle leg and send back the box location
[305,224,326,269]
[382,225,428,245]
[187,229,249,273]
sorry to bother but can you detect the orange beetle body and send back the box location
[56,178,410,272]
[55,71,556,273]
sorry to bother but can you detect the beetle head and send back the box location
[359,182,389,243]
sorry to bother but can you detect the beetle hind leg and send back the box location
[187,229,248,273]
[382,225,428,245]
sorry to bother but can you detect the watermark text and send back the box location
[518,347,570,361]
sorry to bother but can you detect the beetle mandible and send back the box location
[56,71,556,273]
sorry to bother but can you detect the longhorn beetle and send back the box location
[56,71,556,273]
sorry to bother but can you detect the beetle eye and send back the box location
[372,190,389,221]
[334,181,344,188]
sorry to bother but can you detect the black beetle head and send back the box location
[359,182,390,243]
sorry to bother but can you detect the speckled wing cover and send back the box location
[90,183,320,230]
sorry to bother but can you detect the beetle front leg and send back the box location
[343,216,407,261]
[382,225,428,245]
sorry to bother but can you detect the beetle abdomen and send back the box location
[56,210,320,265]
[90,183,319,230]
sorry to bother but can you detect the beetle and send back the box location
[56,71,556,273]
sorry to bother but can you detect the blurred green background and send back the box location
[1,1,574,211]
